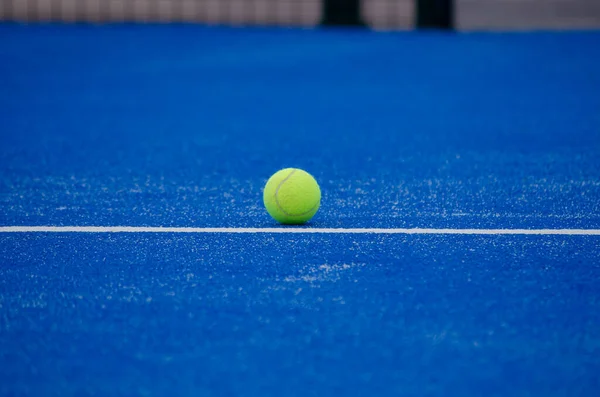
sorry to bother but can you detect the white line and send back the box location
[0,226,599,235]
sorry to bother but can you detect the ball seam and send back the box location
[274,169,319,217]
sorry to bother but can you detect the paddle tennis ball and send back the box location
[263,168,321,225]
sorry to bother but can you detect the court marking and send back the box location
[0,226,599,235]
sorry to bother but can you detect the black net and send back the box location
[0,0,428,29]
[2,1,599,30]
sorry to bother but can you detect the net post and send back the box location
[417,0,454,29]
[321,0,365,26]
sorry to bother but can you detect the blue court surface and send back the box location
[1,23,600,396]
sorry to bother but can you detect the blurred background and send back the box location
[1,0,600,31]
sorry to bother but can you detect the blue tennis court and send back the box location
[1,4,600,397]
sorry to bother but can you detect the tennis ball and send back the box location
[263,168,321,224]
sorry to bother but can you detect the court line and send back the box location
[0,226,599,235]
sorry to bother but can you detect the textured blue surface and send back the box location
[1,24,600,396]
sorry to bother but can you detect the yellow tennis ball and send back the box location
[263,168,321,224]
